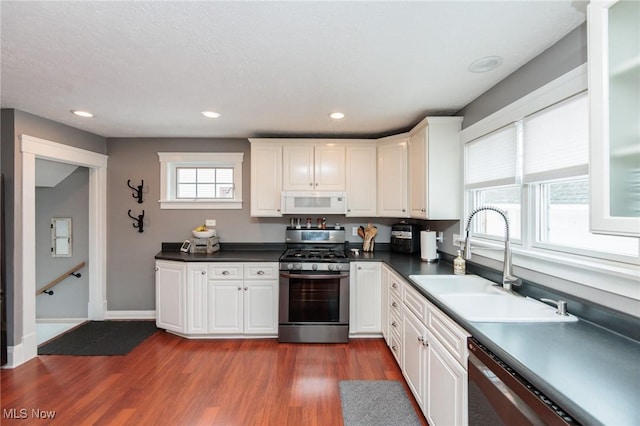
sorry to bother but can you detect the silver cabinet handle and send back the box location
[309,182,313,186]
[244,287,248,291]
[222,271,230,275]
[392,283,398,289]
[402,209,406,212]
[201,271,206,275]
[257,270,265,275]
[391,321,398,328]
[154,267,159,271]
[391,345,398,352]
[237,286,242,291]
[277,209,281,212]
[391,302,398,308]
[358,266,362,270]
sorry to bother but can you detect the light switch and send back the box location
[206,219,216,227]
[352,227,358,236]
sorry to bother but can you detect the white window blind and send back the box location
[523,92,589,183]
[465,124,518,189]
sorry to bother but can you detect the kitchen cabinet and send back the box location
[408,117,463,219]
[208,263,278,335]
[156,261,278,337]
[349,262,382,336]
[155,261,186,333]
[402,304,428,411]
[282,142,346,191]
[380,264,390,344]
[377,135,409,217]
[386,270,469,425]
[588,0,640,237]
[249,141,282,217]
[186,264,208,334]
[345,144,377,216]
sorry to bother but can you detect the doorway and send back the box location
[11,135,107,367]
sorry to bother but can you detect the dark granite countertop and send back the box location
[155,246,639,425]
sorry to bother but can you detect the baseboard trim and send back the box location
[104,310,156,320]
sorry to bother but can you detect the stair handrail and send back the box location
[36,261,86,296]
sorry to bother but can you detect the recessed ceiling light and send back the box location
[468,56,503,73]
[71,110,94,118]
[329,112,345,119]
[201,111,221,118]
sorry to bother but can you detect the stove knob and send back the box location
[312,264,318,271]
[287,263,294,270]
[295,263,303,270]
[328,264,334,271]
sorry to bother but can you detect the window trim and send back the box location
[158,152,244,209]
[460,63,640,301]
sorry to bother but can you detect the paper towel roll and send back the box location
[421,231,438,262]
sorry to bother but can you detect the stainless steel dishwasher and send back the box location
[467,338,580,426]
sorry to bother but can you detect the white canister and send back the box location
[420,231,438,262]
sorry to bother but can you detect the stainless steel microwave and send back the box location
[281,192,347,215]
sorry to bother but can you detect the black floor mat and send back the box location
[38,320,158,356]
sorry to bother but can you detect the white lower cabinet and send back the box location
[350,262,382,336]
[386,270,470,425]
[155,261,186,333]
[156,261,278,337]
[402,305,428,411]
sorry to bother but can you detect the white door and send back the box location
[282,144,314,190]
[426,338,467,426]
[353,263,382,334]
[314,144,346,191]
[378,140,408,217]
[402,306,427,411]
[244,280,278,334]
[208,280,243,334]
[346,144,377,216]
[155,261,186,333]
[186,265,208,334]
[250,144,282,217]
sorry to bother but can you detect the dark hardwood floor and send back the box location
[1,332,427,425]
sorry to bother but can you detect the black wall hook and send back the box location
[127,179,144,204]
[128,209,145,233]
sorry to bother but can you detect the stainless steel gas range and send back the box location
[278,228,350,343]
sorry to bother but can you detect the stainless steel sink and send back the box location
[408,274,578,323]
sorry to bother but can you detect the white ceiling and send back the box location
[1,1,587,139]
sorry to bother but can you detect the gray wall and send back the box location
[106,137,401,310]
[36,167,89,318]
[459,23,588,128]
[1,108,106,345]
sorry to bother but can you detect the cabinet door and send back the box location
[314,144,346,191]
[250,143,282,217]
[380,265,390,344]
[282,144,314,190]
[426,338,467,426]
[346,144,377,216]
[589,0,640,236]
[186,264,208,334]
[409,127,427,218]
[351,262,382,334]
[402,306,428,412]
[378,140,409,217]
[155,261,186,333]
[244,280,278,334]
[208,280,243,334]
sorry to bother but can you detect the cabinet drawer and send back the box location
[244,263,278,279]
[389,327,402,365]
[403,283,428,325]
[389,293,402,317]
[427,302,470,368]
[389,271,403,298]
[208,263,243,279]
[389,308,402,337]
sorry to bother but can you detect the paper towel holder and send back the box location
[421,231,444,263]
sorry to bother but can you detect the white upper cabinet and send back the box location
[589,0,640,236]
[377,135,409,217]
[282,142,346,191]
[408,117,463,220]
[346,143,377,217]
[249,141,282,217]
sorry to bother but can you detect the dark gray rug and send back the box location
[339,380,422,426]
[38,320,158,356]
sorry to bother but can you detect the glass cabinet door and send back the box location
[589,0,640,237]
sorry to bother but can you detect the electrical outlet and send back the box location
[206,219,216,227]
[453,233,461,246]
[352,227,358,236]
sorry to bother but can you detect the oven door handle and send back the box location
[280,272,350,279]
